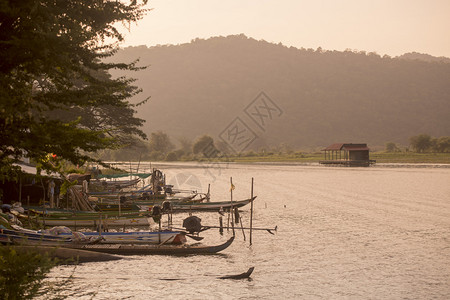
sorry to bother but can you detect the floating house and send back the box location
[319,143,376,167]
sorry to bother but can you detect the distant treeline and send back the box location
[97,131,450,162]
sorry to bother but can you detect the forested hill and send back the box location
[109,35,450,149]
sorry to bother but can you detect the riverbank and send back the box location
[191,152,450,164]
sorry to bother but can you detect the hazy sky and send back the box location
[121,0,450,58]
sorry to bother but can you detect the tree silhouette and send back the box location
[0,0,149,180]
[409,134,432,152]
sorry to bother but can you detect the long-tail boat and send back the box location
[69,236,235,255]
[4,225,186,245]
[58,230,187,244]
[171,197,256,212]
[0,228,102,246]
[36,213,151,227]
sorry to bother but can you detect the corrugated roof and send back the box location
[322,143,370,151]
[12,163,60,178]
[322,143,345,151]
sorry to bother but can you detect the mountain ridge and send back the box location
[108,35,450,149]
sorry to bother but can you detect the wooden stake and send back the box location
[250,177,254,246]
[239,216,246,241]
[207,184,211,202]
[230,177,235,235]
[234,208,240,224]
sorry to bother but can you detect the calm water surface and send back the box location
[50,163,450,299]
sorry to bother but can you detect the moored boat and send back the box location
[171,197,256,212]
[36,213,151,227]
[5,225,186,245]
[0,228,102,246]
[58,230,186,245]
[69,236,235,255]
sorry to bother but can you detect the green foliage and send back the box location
[193,135,218,157]
[60,180,77,197]
[431,136,450,153]
[165,151,179,161]
[385,142,400,152]
[0,246,55,299]
[0,245,98,299]
[409,134,432,152]
[149,131,174,155]
[409,134,450,153]
[178,137,193,155]
[0,0,149,180]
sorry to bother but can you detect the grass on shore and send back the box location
[196,152,450,164]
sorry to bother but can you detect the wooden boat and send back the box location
[93,201,142,212]
[134,194,209,211]
[69,236,235,255]
[25,207,151,227]
[37,213,151,227]
[0,228,102,246]
[171,197,256,212]
[27,207,142,217]
[89,178,141,189]
[7,225,185,245]
[58,230,186,245]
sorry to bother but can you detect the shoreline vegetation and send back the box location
[187,152,450,164]
[97,133,450,166]
[105,152,450,165]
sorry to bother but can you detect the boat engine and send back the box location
[182,215,202,234]
[162,201,172,212]
[151,205,162,222]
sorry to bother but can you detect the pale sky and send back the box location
[121,0,450,58]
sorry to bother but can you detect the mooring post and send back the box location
[219,215,223,235]
[250,177,254,246]
[207,184,211,202]
[99,213,102,236]
[239,216,246,241]
[234,207,240,224]
[159,218,162,243]
[230,177,235,235]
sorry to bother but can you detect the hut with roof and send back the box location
[319,143,375,167]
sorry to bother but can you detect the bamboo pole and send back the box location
[136,154,141,174]
[230,177,235,235]
[201,225,277,233]
[239,216,246,241]
[207,184,211,202]
[219,215,223,235]
[250,177,254,245]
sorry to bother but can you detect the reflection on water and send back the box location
[49,163,450,299]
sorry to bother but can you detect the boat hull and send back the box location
[69,236,235,255]
[59,231,186,244]
[172,197,256,211]
[38,215,151,227]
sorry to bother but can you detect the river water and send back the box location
[49,162,450,299]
